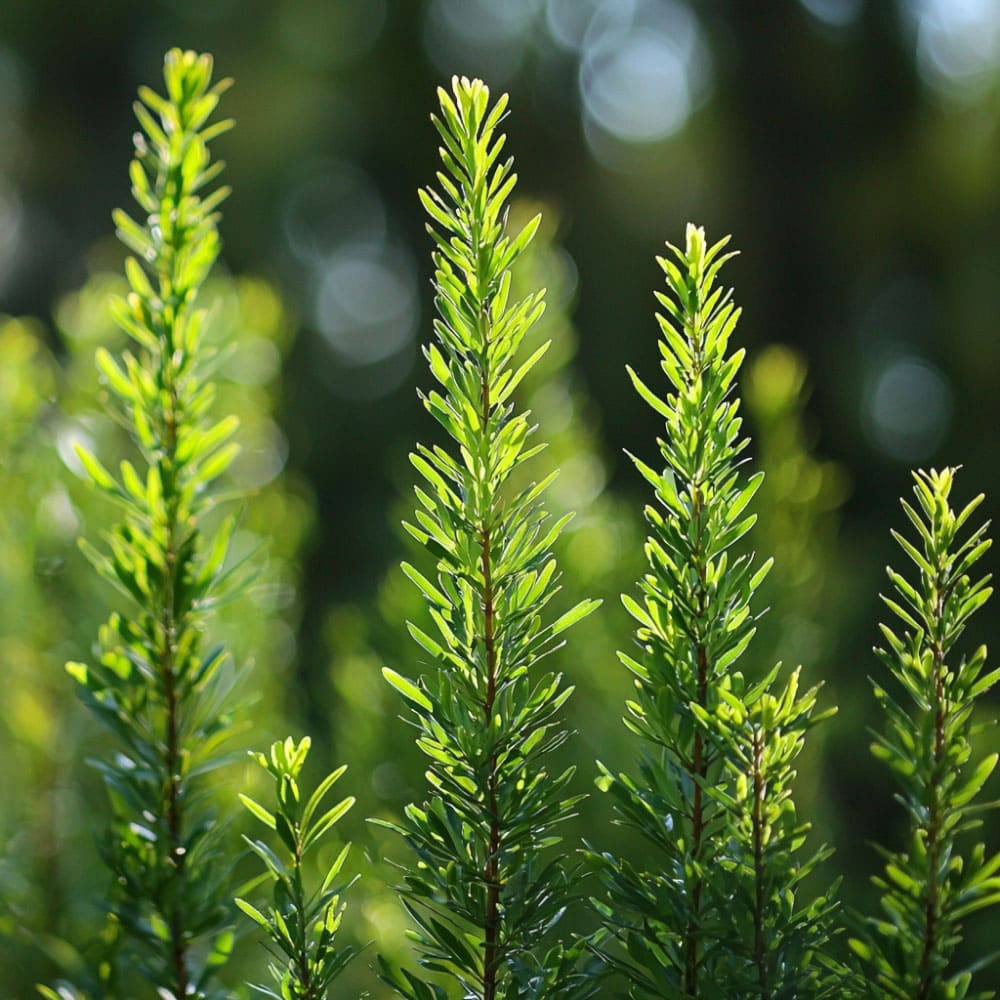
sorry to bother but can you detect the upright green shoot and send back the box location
[376,77,601,1000]
[593,225,850,997]
[237,737,359,999]
[59,49,242,998]
[852,468,1000,999]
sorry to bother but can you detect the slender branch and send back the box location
[66,50,238,994]
[481,521,501,1000]
[684,644,709,998]
[160,362,189,996]
[915,596,947,1000]
[684,467,713,998]
[857,468,1000,999]
[751,729,769,1000]
[597,228,846,998]
[381,77,596,1000]
[480,316,502,1000]
[293,859,317,1000]
[237,738,357,998]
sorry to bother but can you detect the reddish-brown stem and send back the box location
[752,729,770,999]
[292,842,317,999]
[479,338,502,1000]
[683,643,709,998]
[161,390,189,999]
[481,522,501,1000]
[915,606,947,1000]
[682,478,711,998]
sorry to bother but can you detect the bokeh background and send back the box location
[2,0,1000,995]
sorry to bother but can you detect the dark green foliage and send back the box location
[52,49,242,999]
[851,468,1000,999]
[237,737,359,999]
[375,77,601,1000]
[592,225,851,998]
[692,668,848,998]
[12,52,1000,1000]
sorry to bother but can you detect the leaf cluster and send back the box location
[852,468,1000,999]
[37,58,1000,1000]
[237,737,359,999]
[59,49,242,998]
[377,77,599,1000]
[592,225,851,998]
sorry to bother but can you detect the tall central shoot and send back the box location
[378,77,599,1000]
[621,226,760,995]
[594,226,850,998]
[58,50,240,997]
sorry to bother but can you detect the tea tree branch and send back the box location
[852,468,1000,999]
[236,737,358,999]
[593,225,852,998]
[592,226,758,997]
[376,76,600,1000]
[63,49,242,999]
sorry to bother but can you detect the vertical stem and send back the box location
[915,593,947,1000]
[479,323,501,1000]
[683,478,712,999]
[164,652,187,997]
[161,374,188,998]
[481,522,501,1000]
[160,176,190,990]
[751,729,770,1000]
[293,842,317,1000]
[683,644,709,998]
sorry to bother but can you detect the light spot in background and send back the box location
[281,162,419,398]
[314,243,418,367]
[283,162,386,266]
[864,352,952,461]
[797,0,863,28]
[250,580,297,615]
[227,336,282,386]
[904,0,1000,98]
[424,0,544,82]
[545,0,608,51]
[551,452,608,509]
[36,487,80,541]
[582,28,691,142]
[56,421,98,477]
[423,0,710,163]
[230,418,289,490]
[577,0,712,159]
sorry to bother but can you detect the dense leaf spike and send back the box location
[57,49,242,999]
[852,468,1000,1000]
[236,738,359,999]
[377,77,601,1000]
[593,225,852,998]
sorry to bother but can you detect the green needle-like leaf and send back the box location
[60,48,244,999]
[593,225,853,999]
[854,468,1000,999]
[378,76,602,1000]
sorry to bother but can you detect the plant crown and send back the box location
[375,76,601,1000]
[53,48,242,1000]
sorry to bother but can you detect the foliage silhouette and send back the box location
[2,52,995,1000]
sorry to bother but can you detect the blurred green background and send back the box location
[2,0,1000,995]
